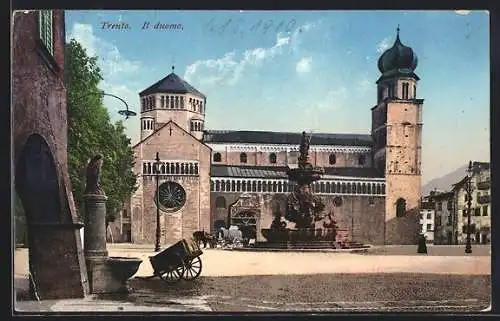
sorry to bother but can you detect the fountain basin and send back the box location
[107,257,143,281]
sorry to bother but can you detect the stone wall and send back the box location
[210,192,386,245]
[130,122,211,245]
[12,10,88,299]
[212,150,373,168]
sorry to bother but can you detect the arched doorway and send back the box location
[16,134,61,224]
[231,210,258,240]
[14,134,86,299]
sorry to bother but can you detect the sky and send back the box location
[65,10,490,185]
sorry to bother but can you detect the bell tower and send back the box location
[138,66,206,140]
[372,27,424,244]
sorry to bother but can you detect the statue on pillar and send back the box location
[84,154,105,195]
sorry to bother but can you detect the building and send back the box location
[122,28,424,246]
[452,162,491,245]
[12,10,87,299]
[431,191,455,245]
[419,195,435,243]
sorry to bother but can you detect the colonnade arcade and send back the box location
[210,177,386,195]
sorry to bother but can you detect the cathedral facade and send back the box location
[122,30,424,246]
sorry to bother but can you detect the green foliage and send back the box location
[66,39,138,225]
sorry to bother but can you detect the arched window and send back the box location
[143,163,147,174]
[161,96,165,107]
[180,96,184,108]
[402,82,409,99]
[269,153,277,164]
[165,95,169,108]
[215,180,220,191]
[161,164,166,174]
[189,163,194,174]
[358,155,366,166]
[413,84,417,98]
[329,154,336,165]
[240,153,247,163]
[190,122,194,131]
[175,96,179,108]
[396,198,406,217]
[213,152,221,162]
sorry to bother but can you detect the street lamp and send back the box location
[465,160,473,254]
[74,91,137,119]
[154,152,161,252]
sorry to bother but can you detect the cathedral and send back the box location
[120,29,424,246]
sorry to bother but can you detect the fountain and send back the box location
[83,155,143,293]
[257,132,369,250]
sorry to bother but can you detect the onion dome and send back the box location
[377,27,419,82]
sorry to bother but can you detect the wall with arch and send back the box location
[209,191,385,244]
[210,150,373,168]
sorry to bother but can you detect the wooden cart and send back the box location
[149,238,203,282]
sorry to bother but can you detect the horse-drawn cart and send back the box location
[149,238,203,282]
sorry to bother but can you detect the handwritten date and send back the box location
[205,18,297,36]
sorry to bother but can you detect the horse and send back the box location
[192,230,216,248]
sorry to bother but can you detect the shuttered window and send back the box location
[39,10,53,55]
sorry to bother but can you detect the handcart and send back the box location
[149,238,203,283]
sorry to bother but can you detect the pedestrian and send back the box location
[417,234,428,254]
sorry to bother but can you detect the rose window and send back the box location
[156,182,186,212]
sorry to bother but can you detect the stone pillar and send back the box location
[83,194,108,260]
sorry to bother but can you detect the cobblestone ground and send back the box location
[125,273,491,312]
[14,245,492,312]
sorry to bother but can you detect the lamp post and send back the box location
[465,160,473,254]
[154,152,161,252]
[74,90,137,119]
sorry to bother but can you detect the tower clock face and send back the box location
[156,182,186,212]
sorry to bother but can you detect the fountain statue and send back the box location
[260,132,340,248]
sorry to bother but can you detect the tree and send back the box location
[65,39,137,225]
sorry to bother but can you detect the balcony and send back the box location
[477,181,491,190]
[477,195,490,204]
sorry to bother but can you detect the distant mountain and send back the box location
[421,164,468,196]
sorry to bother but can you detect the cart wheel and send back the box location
[182,257,202,280]
[159,265,185,283]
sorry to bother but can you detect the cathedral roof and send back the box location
[139,69,206,98]
[204,130,372,146]
[211,165,383,179]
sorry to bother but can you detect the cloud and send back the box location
[304,87,348,131]
[68,23,142,81]
[376,37,392,53]
[67,23,142,142]
[296,57,312,73]
[184,21,319,86]
[455,10,471,15]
